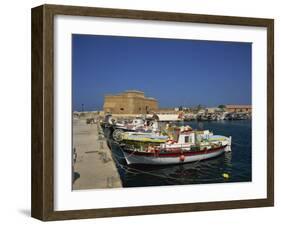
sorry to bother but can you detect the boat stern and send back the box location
[225,136,232,152]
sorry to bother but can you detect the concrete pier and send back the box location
[72,118,122,190]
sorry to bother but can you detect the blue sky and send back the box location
[72,34,252,111]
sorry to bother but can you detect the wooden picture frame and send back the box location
[31,4,274,221]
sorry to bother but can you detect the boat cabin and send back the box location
[178,133,195,144]
[177,130,212,144]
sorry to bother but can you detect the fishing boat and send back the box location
[118,127,231,165]
[111,118,159,140]
[112,117,146,131]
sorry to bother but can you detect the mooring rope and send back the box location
[109,148,227,183]
[119,162,226,183]
[232,141,251,147]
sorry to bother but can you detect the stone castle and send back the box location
[103,90,158,114]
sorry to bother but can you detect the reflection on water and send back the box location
[107,120,252,187]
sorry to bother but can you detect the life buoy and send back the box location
[179,154,185,162]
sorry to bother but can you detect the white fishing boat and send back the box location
[111,119,159,140]
[112,117,146,131]
[119,128,231,165]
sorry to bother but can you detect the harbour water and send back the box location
[106,120,252,187]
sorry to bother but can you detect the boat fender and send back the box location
[179,154,185,162]
[222,173,230,179]
[154,149,160,157]
[147,145,153,152]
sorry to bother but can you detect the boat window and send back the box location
[185,136,189,143]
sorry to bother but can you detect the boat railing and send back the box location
[160,142,222,152]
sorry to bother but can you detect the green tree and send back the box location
[218,105,226,109]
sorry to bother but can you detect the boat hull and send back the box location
[122,146,226,165]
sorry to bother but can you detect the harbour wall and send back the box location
[72,118,122,190]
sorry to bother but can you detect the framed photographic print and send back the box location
[31,4,274,221]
